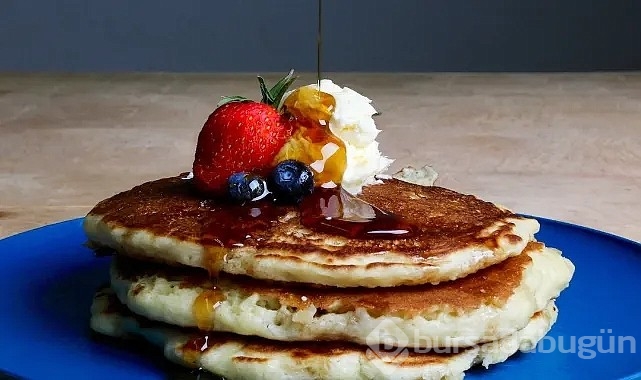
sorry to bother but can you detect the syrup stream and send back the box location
[317,0,323,89]
[182,4,325,372]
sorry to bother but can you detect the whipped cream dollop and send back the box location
[284,79,394,194]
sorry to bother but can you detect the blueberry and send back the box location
[269,160,314,203]
[227,173,269,202]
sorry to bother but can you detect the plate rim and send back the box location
[1,216,640,379]
[520,214,641,248]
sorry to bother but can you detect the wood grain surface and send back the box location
[1,73,639,241]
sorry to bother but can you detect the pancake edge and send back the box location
[109,244,573,348]
[84,213,539,288]
[90,289,559,380]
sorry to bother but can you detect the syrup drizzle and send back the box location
[198,83,416,273]
[200,203,288,248]
[188,283,225,375]
[276,87,347,186]
[300,187,417,239]
[199,201,290,274]
[279,87,416,239]
[192,288,225,330]
[182,334,210,367]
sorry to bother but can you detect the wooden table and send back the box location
[1,73,640,241]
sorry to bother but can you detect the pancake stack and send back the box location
[84,172,574,379]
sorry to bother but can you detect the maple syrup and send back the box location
[277,86,347,186]
[300,187,417,239]
[195,84,416,250]
[192,288,225,330]
[276,86,418,239]
[200,203,289,247]
[200,202,290,274]
[182,334,210,366]
[202,247,227,276]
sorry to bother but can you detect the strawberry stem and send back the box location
[216,70,297,110]
[258,76,275,104]
[268,69,297,106]
[258,69,297,109]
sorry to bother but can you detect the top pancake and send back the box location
[83,174,539,287]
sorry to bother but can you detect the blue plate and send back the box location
[0,217,640,380]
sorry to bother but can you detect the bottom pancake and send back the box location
[91,288,558,380]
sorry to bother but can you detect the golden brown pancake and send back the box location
[91,288,559,380]
[83,174,540,287]
[110,242,574,348]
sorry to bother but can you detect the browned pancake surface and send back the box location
[90,174,524,260]
[115,242,540,317]
[97,289,549,365]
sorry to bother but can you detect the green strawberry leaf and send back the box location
[268,69,297,107]
[217,95,248,108]
[257,76,275,104]
[253,69,297,109]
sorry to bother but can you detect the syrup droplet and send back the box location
[276,86,347,186]
[202,247,226,276]
[299,187,417,239]
[182,334,211,366]
[192,288,225,330]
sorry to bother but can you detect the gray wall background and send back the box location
[1,0,640,72]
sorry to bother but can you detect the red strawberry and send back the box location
[193,71,297,195]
